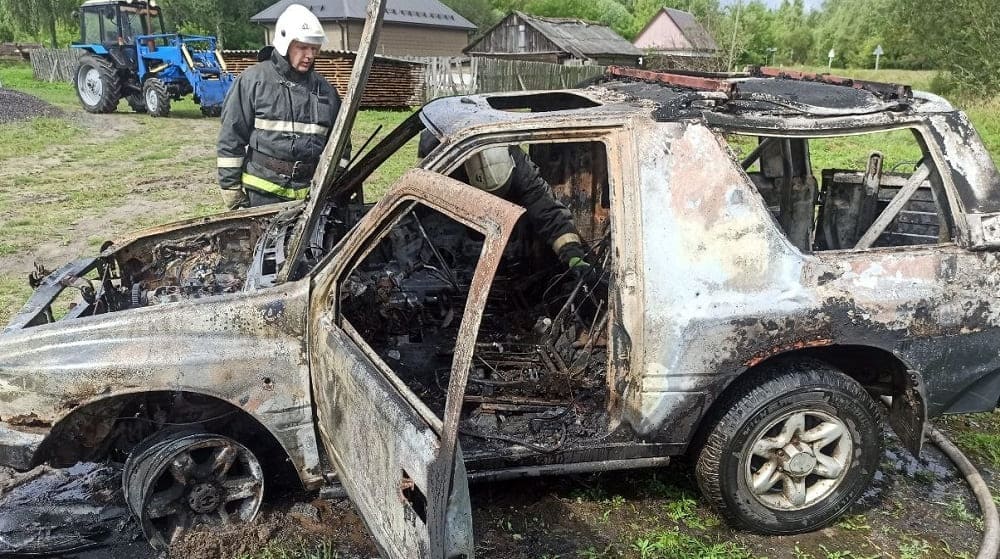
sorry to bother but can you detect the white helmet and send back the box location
[273,4,327,56]
[465,147,515,194]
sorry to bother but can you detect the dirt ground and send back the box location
[0,90,997,559]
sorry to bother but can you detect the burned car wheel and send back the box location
[123,432,265,549]
[695,359,882,534]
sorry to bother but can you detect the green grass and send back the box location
[0,62,81,107]
[0,278,31,325]
[0,117,84,160]
[954,431,1000,468]
[631,528,756,559]
[347,108,417,200]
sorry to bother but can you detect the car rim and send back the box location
[78,67,102,105]
[124,434,264,549]
[145,87,159,113]
[743,409,853,511]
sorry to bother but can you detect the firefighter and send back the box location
[216,4,348,209]
[418,131,589,273]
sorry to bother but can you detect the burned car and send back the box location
[3,66,1000,557]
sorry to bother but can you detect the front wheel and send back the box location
[695,359,882,534]
[143,78,171,118]
[123,432,265,550]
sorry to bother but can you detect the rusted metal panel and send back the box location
[626,118,1000,444]
[607,66,737,94]
[281,0,387,285]
[0,280,323,484]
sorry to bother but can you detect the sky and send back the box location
[720,0,825,9]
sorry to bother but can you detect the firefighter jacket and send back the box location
[217,48,346,200]
[505,148,582,256]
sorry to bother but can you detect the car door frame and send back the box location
[309,168,525,558]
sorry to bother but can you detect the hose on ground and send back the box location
[926,426,1000,559]
[881,396,999,559]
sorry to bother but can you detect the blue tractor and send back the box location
[72,0,235,117]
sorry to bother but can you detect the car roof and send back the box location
[421,67,956,139]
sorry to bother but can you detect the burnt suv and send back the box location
[3,68,1000,557]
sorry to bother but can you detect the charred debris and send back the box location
[342,208,615,456]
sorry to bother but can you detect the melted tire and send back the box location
[123,432,265,550]
[74,54,121,113]
[695,358,882,534]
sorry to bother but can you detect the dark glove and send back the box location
[556,241,588,280]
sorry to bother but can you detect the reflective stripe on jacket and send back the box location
[217,47,345,199]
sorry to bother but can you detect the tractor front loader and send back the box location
[72,0,235,118]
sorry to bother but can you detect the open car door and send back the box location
[310,169,525,558]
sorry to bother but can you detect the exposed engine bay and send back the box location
[18,217,272,324]
[122,229,253,306]
[341,207,615,458]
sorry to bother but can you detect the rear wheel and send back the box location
[695,358,882,534]
[143,78,171,118]
[123,432,265,550]
[75,54,121,113]
[126,92,147,113]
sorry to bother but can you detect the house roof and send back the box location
[250,0,476,31]
[466,11,642,59]
[634,8,718,53]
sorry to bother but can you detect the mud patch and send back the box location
[170,497,378,559]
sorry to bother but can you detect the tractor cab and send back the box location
[78,0,166,50]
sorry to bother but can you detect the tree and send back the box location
[160,0,274,50]
[440,0,503,30]
[0,0,77,48]
[524,0,637,39]
[895,0,1000,91]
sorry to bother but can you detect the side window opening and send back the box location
[340,203,483,416]
[82,10,102,44]
[340,140,616,456]
[725,128,952,252]
[101,7,118,44]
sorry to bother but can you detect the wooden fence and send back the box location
[27,48,612,106]
[476,58,606,94]
[29,48,82,83]
[416,56,607,101]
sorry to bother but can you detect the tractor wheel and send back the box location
[126,93,147,113]
[75,54,121,113]
[200,105,222,118]
[143,78,171,118]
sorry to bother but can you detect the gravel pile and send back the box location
[0,88,63,124]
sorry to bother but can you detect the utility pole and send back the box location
[727,0,742,72]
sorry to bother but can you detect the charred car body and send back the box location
[3,66,1000,556]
